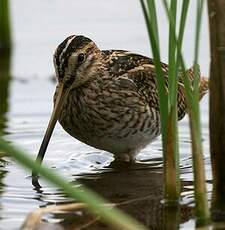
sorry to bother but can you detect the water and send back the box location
[0,1,211,229]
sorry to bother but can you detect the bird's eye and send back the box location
[77,53,85,64]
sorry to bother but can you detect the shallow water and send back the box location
[0,1,211,229]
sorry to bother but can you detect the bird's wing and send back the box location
[102,50,166,110]
[112,64,162,112]
[103,50,187,119]
[102,50,169,77]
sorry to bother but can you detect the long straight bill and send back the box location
[32,83,69,178]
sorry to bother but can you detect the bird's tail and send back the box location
[177,66,208,121]
[186,65,209,100]
[199,76,209,99]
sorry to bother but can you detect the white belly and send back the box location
[79,125,160,161]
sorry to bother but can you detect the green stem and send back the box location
[189,107,210,226]
[146,0,159,47]
[0,0,11,53]
[168,0,177,105]
[193,0,204,99]
[164,0,180,203]
[140,0,168,136]
[161,0,210,224]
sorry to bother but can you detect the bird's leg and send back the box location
[114,152,136,162]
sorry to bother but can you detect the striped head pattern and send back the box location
[53,35,102,87]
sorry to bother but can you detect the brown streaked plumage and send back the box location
[34,35,209,169]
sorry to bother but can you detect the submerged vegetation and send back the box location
[0,0,225,229]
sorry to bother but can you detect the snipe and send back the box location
[34,35,208,168]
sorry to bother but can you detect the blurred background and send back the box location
[0,0,210,229]
[11,0,209,79]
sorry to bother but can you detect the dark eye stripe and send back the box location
[60,36,92,70]
[54,35,92,80]
[63,36,92,59]
[59,36,77,78]
[55,35,75,67]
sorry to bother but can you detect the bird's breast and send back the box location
[56,85,161,154]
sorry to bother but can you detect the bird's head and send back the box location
[53,35,102,88]
[32,35,103,175]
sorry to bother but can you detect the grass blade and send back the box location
[161,0,210,224]
[140,0,168,136]
[140,0,182,203]
[165,0,180,203]
[0,0,11,53]
[146,0,159,47]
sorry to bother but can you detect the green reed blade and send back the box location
[161,0,210,224]
[175,0,189,93]
[177,1,189,55]
[172,0,190,100]
[167,0,190,120]
[162,0,190,203]
[0,0,11,53]
[162,0,193,104]
[140,0,169,172]
[191,0,210,225]
[140,0,184,203]
[146,0,159,47]
[193,0,204,98]
[140,0,168,137]
[0,138,147,230]
[168,0,177,106]
[165,0,180,203]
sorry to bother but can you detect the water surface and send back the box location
[0,1,210,229]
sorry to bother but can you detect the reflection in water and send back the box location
[163,205,180,230]
[74,164,190,229]
[28,162,190,229]
[0,159,8,224]
[0,51,11,227]
[27,162,191,230]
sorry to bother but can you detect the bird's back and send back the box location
[102,50,208,121]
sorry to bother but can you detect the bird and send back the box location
[34,35,208,167]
